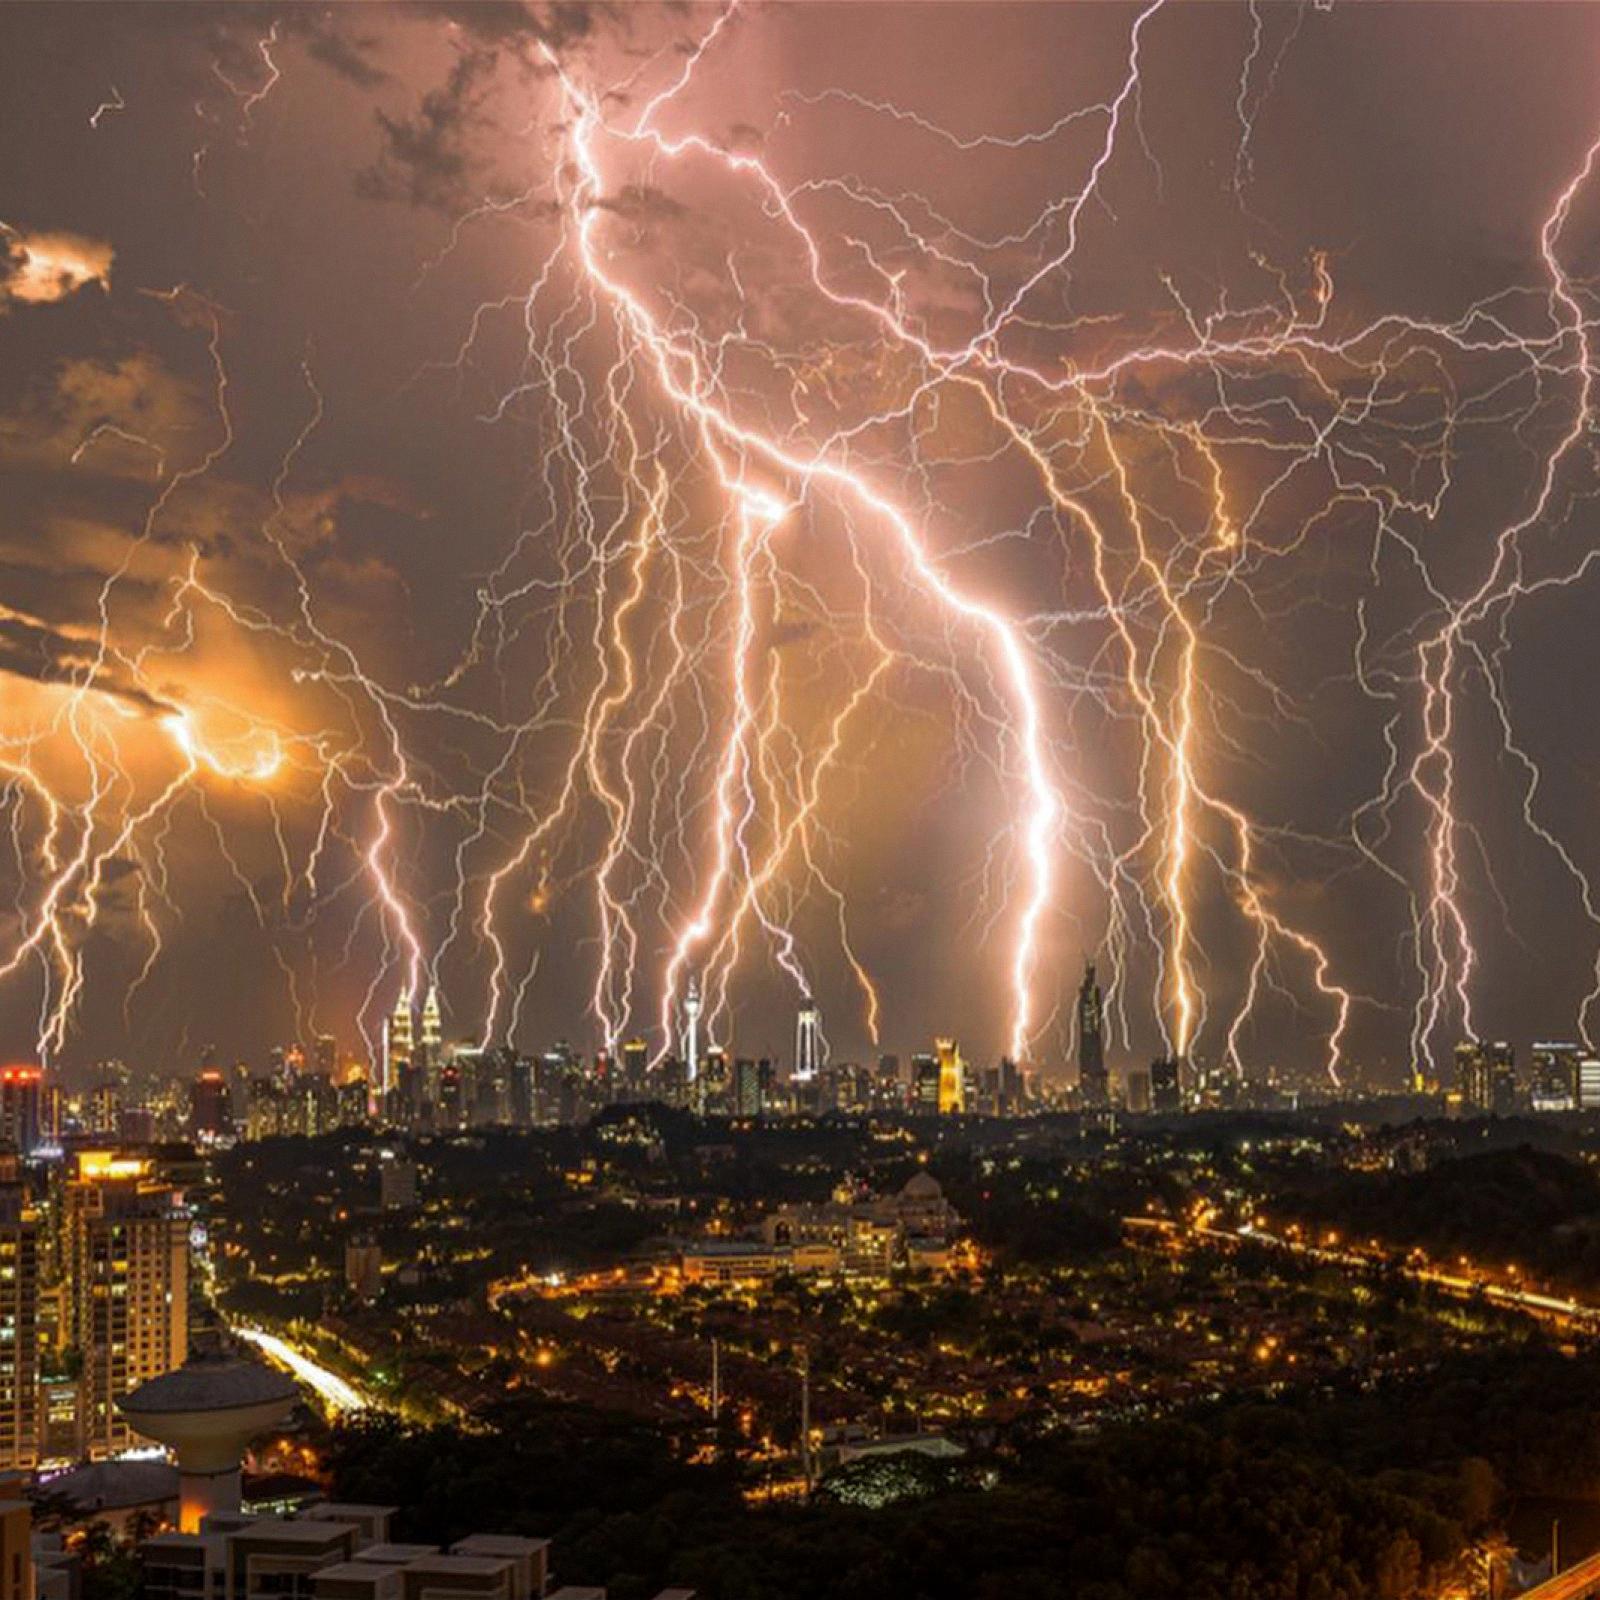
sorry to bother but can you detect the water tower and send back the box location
[119,1351,299,1530]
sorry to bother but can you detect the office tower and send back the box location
[420,984,443,1060]
[682,977,702,1084]
[314,1034,337,1079]
[622,1038,649,1100]
[507,1052,536,1126]
[0,1177,38,1472]
[86,1079,121,1138]
[189,1069,232,1143]
[1125,1066,1152,1114]
[989,1055,1019,1115]
[1150,1055,1182,1113]
[65,1151,188,1459]
[700,1048,731,1115]
[935,1038,965,1115]
[384,988,414,1098]
[0,1067,44,1158]
[1531,1041,1580,1112]
[1077,961,1108,1108]
[733,1057,763,1116]
[336,1076,370,1130]
[795,996,823,1083]
[911,1053,940,1112]
[1580,1056,1600,1111]
[1456,1039,1515,1113]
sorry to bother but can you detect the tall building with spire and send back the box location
[384,989,414,1098]
[682,977,702,1084]
[794,996,822,1083]
[420,984,442,1057]
[1077,960,1108,1108]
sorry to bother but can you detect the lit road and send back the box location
[1518,1550,1600,1600]
[234,1325,372,1414]
[1126,1216,1600,1332]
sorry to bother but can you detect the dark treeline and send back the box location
[1269,1145,1600,1290]
[324,1340,1600,1600]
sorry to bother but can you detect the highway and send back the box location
[234,1325,372,1415]
[1516,1549,1600,1600]
[1126,1215,1600,1332]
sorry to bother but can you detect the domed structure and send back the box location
[119,1351,299,1530]
[900,1170,943,1200]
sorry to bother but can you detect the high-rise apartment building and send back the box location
[64,1151,188,1459]
[0,1176,38,1474]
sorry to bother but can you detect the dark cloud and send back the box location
[305,27,390,91]
[0,604,169,715]
[356,46,500,211]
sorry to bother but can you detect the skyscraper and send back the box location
[1150,1055,1182,1113]
[189,1069,232,1143]
[1456,1039,1516,1113]
[0,1174,38,1472]
[1077,961,1108,1108]
[1531,1041,1580,1112]
[622,1038,649,1099]
[795,996,823,1083]
[0,1066,46,1157]
[935,1037,965,1115]
[682,977,702,1083]
[65,1151,188,1459]
[384,988,414,1098]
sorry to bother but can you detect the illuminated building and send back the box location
[911,1053,940,1113]
[1455,1040,1490,1111]
[86,1078,121,1137]
[1581,1056,1600,1111]
[1150,1055,1182,1113]
[621,1038,649,1099]
[699,1048,731,1115]
[0,1066,46,1157]
[66,1151,189,1459]
[383,989,414,1098]
[1076,962,1108,1108]
[0,1175,39,1472]
[681,977,702,1084]
[420,985,443,1059]
[795,996,823,1083]
[1456,1039,1516,1114]
[733,1057,763,1116]
[1531,1041,1580,1112]
[935,1038,965,1115]
[189,1069,232,1143]
[314,1034,337,1079]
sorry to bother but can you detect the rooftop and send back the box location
[121,1354,299,1417]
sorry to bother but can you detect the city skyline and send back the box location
[9,5,1600,1087]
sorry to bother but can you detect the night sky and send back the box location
[4,1,1600,1087]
